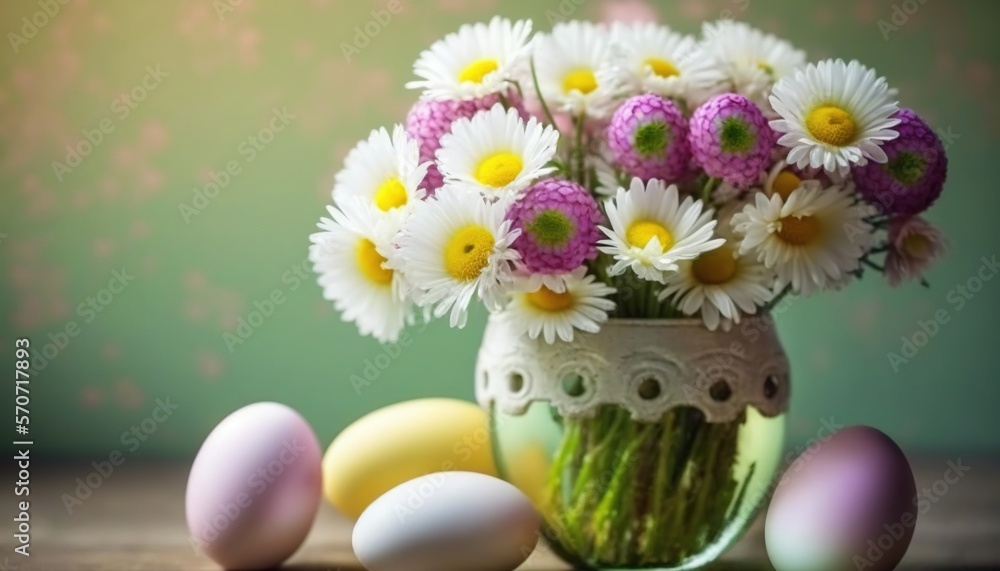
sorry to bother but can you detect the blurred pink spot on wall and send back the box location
[602,0,659,23]
[184,270,207,291]
[14,296,42,329]
[198,352,225,380]
[813,5,834,25]
[115,379,145,410]
[185,302,208,322]
[139,168,165,192]
[967,61,994,90]
[679,0,708,20]
[849,297,879,340]
[140,121,169,152]
[853,1,877,24]
[10,266,31,288]
[435,0,497,11]
[295,41,314,60]
[72,189,92,208]
[93,238,115,259]
[131,220,151,238]
[102,343,122,361]
[80,386,104,409]
[314,300,332,317]
[92,12,112,31]
[238,27,261,68]
[812,346,832,371]
[113,146,136,168]
[100,177,118,199]
[935,53,956,74]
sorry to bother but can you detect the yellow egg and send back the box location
[323,398,497,519]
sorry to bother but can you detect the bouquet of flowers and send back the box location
[309,17,948,344]
[309,17,950,566]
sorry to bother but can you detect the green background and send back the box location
[1,0,998,458]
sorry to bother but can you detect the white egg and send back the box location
[185,402,322,570]
[353,471,540,571]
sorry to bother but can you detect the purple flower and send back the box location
[853,109,947,216]
[506,178,602,274]
[607,94,691,182]
[689,93,772,188]
[405,91,526,195]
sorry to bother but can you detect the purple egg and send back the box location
[765,425,917,571]
[186,402,322,570]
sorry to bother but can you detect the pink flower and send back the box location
[885,216,947,287]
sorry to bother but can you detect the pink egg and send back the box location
[765,425,917,571]
[186,402,322,569]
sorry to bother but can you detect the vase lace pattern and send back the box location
[476,316,790,423]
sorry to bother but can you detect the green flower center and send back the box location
[633,121,669,156]
[526,209,575,246]
[720,117,754,153]
[885,151,928,186]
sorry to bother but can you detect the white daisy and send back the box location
[533,21,622,119]
[610,21,724,105]
[504,266,616,343]
[769,59,900,174]
[436,103,558,198]
[309,197,410,343]
[598,177,725,283]
[731,184,874,296]
[659,243,775,331]
[333,125,429,215]
[392,186,520,328]
[406,17,534,101]
[701,20,806,110]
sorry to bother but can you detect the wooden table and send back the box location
[7,457,999,570]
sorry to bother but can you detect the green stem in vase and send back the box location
[540,405,751,567]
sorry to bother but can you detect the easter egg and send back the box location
[352,471,540,571]
[322,398,497,518]
[765,425,917,571]
[186,402,322,570]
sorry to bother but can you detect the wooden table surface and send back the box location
[5,457,999,570]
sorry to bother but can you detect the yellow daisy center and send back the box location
[692,245,738,285]
[458,58,499,84]
[777,215,822,246]
[374,177,407,211]
[562,68,598,94]
[526,286,574,312]
[805,105,857,147]
[902,233,931,259]
[645,57,680,78]
[444,225,495,281]
[758,61,775,77]
[356,239,393,285]
[772,171,802,201]
[475,151,523,188]
[626,220,674,252]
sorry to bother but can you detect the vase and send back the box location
[475,316,790,570]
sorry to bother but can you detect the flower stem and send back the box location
[530,57,561,137]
